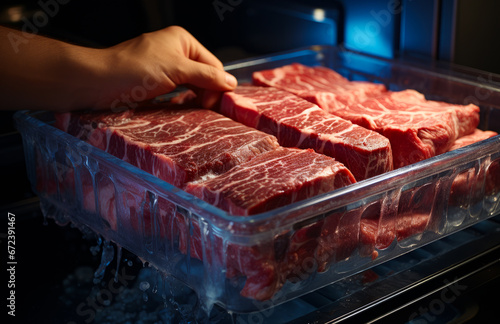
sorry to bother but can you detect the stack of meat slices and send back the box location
[53,62,497,302]
[447,129,499,207]
[253,63,481,168]
[253,62,387,111]
[219,85,393,181]
[249,62,497,257]
[55,105,356,301]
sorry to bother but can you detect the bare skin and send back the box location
[0,25,237,111]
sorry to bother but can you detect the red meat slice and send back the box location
[486,159,500,198]
[252,63,387,110]
[55,107,280,188]
[448,129,497,151]
[253,63,480,169]
[55,107,280,241]
[220,85,393,181]
[55,107,358,301]
[360,213,430,258]
[359,129,497,258]
[358,178,441,258]
[448,129,499,207]
[315,208,361,272]
[186,147,355,215]
[331,90,480,168]
[185,147,356,300]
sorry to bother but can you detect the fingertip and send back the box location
[225,72,238,88]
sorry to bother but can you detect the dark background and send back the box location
[1,0,500,71]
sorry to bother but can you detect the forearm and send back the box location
[0,26,111,111]
[0,25,237,111]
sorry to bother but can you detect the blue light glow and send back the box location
[341,0,397,59]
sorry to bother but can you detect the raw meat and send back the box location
[360,212,431,257]
[448,128,498,151]
[38,61,497,304]
[359,186,434,258]
[220,85,393,181]
[447,129,499,207]
[315,208,362,272]
[253,63,480,168]
[359,130,498,255]
[55,106,280,243]
[252,63,387,111]
[330,90,480,168]
[55,106,360,301]
[184,147,356,300]
[55,106,280,188]
[186,147,356,215]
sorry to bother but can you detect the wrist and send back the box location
[57,45,112,110]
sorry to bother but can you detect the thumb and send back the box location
[175,59,237,91]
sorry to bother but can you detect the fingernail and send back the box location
[225,72,237,88]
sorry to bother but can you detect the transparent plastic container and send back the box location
[15,46,500,313]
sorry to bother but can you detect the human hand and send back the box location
[99,26,237,109]
[0,25,234,111]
